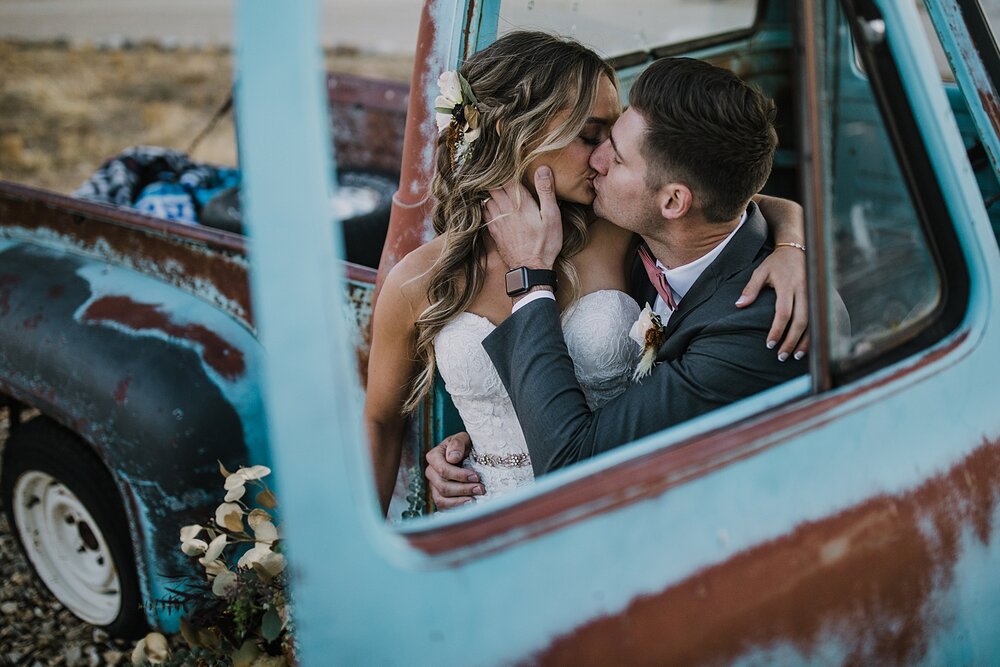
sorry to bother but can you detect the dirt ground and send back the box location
[0,40,413,194]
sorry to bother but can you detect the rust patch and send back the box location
[22,314,42,330]
[977,89,1000,167]
[47,284,65,300]
[535,439,1000,666]
[113,376,132,406]
[978,89,1000,134]
[328,73,408,175]
[82,296,245,381]
[0,181,253,327]
[0,273,19,316]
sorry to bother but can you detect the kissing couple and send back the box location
[365,31,819,514]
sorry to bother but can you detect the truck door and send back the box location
[235,0,1000,663]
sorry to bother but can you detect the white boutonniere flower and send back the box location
[629,303,666,380]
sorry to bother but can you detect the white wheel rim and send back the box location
[12,471,122,625]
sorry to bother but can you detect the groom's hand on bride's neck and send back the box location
[484,166,563,271]
[425,432,485,509]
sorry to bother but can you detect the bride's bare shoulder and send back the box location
[379,235,445,314]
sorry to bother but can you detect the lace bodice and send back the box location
[434,290,639,502]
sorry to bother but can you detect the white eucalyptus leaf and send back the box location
[180,538,208,556]
[224,484,246,502]
[179,524,203,544]
[215,502,244,532]
[211,569,237,597]
[199,533,228,565]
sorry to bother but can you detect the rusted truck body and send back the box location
[0,73,406,635]
[236,0,1000,664]
[4,0,1000,661]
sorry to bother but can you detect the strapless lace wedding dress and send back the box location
[434,290,640,502]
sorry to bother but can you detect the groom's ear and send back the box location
[657,182,692,220]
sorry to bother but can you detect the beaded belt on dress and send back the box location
[470,446,531,468]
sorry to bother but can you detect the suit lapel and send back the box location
[658,202,770,352]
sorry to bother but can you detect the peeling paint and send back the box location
[0,185,254,327]
[0,273,18,316]
[81,296,246,381]
[113,375,132,406]
[536,439,1000,666]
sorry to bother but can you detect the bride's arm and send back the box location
[364,260,424,516]
[747,194,808,360]
[589,198,808,359]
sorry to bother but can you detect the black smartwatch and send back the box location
[504,267,558,297]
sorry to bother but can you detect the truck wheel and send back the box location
[338,170,396,269]
[199,169,396,269]
[1,417,146,638]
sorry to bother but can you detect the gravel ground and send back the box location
[0,407,178,666]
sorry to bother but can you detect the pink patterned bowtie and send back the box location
[637,245,677,311]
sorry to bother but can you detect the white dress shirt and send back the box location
[652,211,746,322]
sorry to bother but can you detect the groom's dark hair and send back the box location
[629,57,777,222]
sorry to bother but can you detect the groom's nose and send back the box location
[590,138,611,175]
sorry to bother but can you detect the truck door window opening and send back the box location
[391,0,976,537]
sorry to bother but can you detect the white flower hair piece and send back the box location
[629,303,666,380]
[434,70,482,169]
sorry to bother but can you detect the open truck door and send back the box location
[239,0,1000,663]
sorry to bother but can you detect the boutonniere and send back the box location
[629,303,666,380]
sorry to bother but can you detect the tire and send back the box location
[198,169,396,269]
[1,417,146,638]
[338,170,396,269]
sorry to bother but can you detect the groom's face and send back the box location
[589,108,662,235]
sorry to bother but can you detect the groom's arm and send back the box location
[483,295,798,475]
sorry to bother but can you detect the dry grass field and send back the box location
[0,40,413,194]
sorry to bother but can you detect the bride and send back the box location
[365,31,806,513]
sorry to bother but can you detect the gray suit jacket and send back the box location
[483,203,805,476]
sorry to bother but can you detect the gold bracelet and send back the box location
[775,242,806,252]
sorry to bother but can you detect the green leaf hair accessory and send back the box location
[435,70,482,169]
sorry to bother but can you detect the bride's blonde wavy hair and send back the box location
[402,31,618,413]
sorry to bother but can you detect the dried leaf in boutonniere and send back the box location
[629,303,666,380]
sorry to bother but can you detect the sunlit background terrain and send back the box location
[0,0,419,193]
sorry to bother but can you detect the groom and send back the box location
[428,57,808,503]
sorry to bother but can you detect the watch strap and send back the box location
[505,267,558,297]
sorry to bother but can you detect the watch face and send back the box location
[505,267,528,296]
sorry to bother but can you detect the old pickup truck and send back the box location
[241,0,1000,664]
[5,0,1000,663]
[0,72,408,636]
